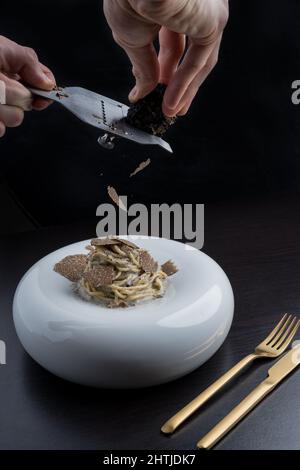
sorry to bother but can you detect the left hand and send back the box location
[0,35,56,138]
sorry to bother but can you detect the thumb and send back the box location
[19,55,55,90]
[1,40,55,90]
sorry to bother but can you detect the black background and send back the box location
[1,0,300,227]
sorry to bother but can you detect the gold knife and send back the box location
[197,343,300,449]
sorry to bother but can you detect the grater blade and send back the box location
[29,86,173,153]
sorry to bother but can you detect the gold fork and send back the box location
[161,314,300,434]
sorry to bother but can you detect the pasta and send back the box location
[54,237,178,308]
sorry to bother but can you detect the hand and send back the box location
[103,0,228,116]
[0,36,56,138]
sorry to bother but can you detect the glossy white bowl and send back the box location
[13,236,234,388]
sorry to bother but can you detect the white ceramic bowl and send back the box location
[13,237,234,388]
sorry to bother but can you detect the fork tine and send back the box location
[269,316,296,347]
[263,313,289,345]
[266,314,293,345]
[277,319,300,353]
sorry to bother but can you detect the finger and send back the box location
[21,60,55,91]
[20,63,55,110]
[0,121,5,137]
[40,63,56,86]
[0,72,32,110]
[163,40,217,116]
[0,104,24,127]
[103,1,159,102]
[32,97,52,111]
[2,72,20,81]
[158,27,186,84]
[124,43,160,102]
[176,42,221,116]
[4,44,55,90]
[21,53,56,91]
[20,47,55,90]
[177,68,211,116]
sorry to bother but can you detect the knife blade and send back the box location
[197,343,300,449]
[268,341,300,382]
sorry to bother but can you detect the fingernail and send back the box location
[163,103,176,118]
[129,86,137,101]
[40,71,54,86]
[164,99,177,112]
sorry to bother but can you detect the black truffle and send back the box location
[126,84,176,136]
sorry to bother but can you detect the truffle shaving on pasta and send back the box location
[54,237,178,308]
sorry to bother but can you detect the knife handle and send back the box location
[197,379,274,449]
[161,353,257,434]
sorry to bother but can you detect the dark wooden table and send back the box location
[1,192,300,450]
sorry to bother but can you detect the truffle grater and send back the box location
[29,86,173,153]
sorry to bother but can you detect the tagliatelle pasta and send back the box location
[54,237,178,308]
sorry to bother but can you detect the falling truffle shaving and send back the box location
[107,186,127,211]
[54,237,178,307]
[126,84,176,136]
[54,255,87,282]
[130,158,151,177]
[161,260,178,276]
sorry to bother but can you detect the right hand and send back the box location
[103,0,228,116]
[0,35,56,138]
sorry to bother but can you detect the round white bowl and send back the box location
[13,237,234,388]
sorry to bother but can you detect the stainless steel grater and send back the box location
[30,86,173,153]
